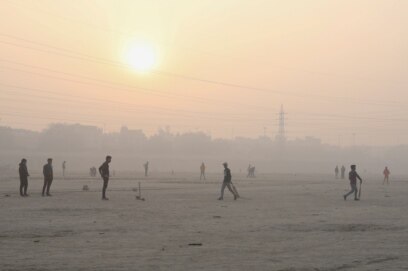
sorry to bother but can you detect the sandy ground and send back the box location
[0,172,407,271]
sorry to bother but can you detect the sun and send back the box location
[124,41,157,73]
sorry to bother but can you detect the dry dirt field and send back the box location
[1,172,407,270]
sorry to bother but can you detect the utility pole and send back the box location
[276,104,286,143]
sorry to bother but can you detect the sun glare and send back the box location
[124,41,157,73]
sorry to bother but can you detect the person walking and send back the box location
[343,165,362,201]
[383,166,390,185]
[99,155,112,200]
[18,158,29,197]
[218,162,238,200]
[42,158,53,196]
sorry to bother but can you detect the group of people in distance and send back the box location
[17,156,113,199]
[17,156,390,202]
[17,156,240,201]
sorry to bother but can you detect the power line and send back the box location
[0,60,277,112]
[4,0,407,88]
[0,94,277,123]
[0,35,404,108]
[0,81,270,118]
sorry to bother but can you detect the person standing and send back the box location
[99,155,112,200]
[383,166,390,185]
[18,158,29,197]
[200,162,206,180]
[218,162,238,200]
[250,166,256,178]
[340,165,346,179]
[42,158,53,196]
[90,166,97,177]
[335,166,339,179]
[62,161,66,179]
[343,165,362,201]
[144,161,149,177]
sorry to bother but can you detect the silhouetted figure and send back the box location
[144,161,149,177]
[62,161,66,179]
[247,165,256,178]
[200,162,206,180]
[90,166,97,177]
[383,166,390,185]
[218,162,238,200]
[247,164,251,177]
[250,166,256,177]
[18,158,29,197]
[335,166,339,179]
[42,158,53,196]
[344,165,362,201]
[340,165,346,179]
[99,155,112,200]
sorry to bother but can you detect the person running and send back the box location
[200,162,206,180]
[99,155,112,200]
[144,161,149,177]
[42,158,53,196]
[343,164,362,201]
[218,162,238,200]
[18,158,29,197]
[335,166,339,179]
[62,161,66,179]
[383,166,390,185]
[340,165,346,179]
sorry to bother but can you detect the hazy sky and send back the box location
[0,0,407,146]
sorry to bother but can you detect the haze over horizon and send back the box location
[1,0,407,146]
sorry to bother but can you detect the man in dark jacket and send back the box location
[99,155,112,200]
[344,164,362,201]
[218,162,238,200]
[19,158,29,197]
[42,158,53,196]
